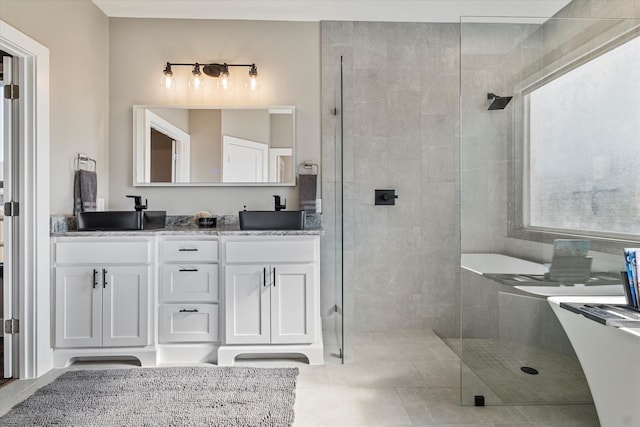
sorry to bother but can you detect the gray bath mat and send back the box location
[1,366,298,426]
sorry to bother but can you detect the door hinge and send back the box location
[4,84,19,100]
[4,318,19,334]
[4,201,19,217]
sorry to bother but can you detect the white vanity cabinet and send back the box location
[158,238,219,344]
[224,263,315,344]
[219,236,323,365]
[54,238,152,349]
[51,231,322,367]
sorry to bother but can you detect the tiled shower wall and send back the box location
[318,3,640,340]
[321,22,461,337]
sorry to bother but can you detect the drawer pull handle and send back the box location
[179,268,199,272]
[102,268,108,288]
[92,269,98,289]
[178,248,198,252]
[263,267,267,287]
[179,309,199,313]
[273,267,276,287]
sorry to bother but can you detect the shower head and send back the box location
[487,93,513,110]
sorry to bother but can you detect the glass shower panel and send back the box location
[321,54,345,363]
[460,16,639,406]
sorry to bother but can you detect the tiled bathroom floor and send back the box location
[0,329,600,426]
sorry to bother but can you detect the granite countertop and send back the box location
[50,214,322,237]
[51,225,322,237]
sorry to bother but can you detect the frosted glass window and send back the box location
[527,35,640,236]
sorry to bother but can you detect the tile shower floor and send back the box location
[445,338,593,405]
[0,329,600,426]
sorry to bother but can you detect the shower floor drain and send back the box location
[520,366,539,375]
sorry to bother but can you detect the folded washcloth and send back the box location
[74,169,97,214]
[299,173,317,214]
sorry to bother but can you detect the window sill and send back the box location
[508,226,640,255]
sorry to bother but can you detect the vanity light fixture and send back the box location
[162,61,259,91]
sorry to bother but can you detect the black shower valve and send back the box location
[375,189,398,205]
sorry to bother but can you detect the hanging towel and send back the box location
[298,173,317,214]
[74,169,97,214]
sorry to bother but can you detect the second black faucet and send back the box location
[127,195,148,211]
[273,195,286,211]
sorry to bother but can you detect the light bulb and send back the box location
[248,64,258,91]
[162,62,175,89]
[164,75,174,89]
[219,73,230,91]
[190,64,203,91]
[192,75,202,89]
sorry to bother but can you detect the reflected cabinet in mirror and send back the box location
[133,105,295,186]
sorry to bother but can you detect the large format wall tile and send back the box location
[322,22,462,336]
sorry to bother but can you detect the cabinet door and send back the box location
[55,266,102,348]
[224,265,270,344]
[271,264,316,344]
[102,266,150,347]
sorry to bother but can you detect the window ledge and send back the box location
[508,226,640,255]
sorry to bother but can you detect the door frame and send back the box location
[0,20,51,379]
[222,135,268,183]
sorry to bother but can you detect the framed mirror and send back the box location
[133,105,295,186]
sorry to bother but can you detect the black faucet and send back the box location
[126,195,148,212]
[273,195,286,211]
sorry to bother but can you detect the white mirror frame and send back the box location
[132,105,296,187]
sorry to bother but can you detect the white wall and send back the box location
[189,109,221,183]
[109,18,320,215]
[0,0,110,215]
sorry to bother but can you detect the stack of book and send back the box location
[622,248,640,309]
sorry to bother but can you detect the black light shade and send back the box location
[487,92,513,110]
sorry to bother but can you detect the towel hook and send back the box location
[76,154,97,172]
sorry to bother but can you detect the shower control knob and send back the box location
[375,189,398,205]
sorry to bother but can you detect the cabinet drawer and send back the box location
[55,240,151,264]
[159,304,219,343]
[160,240,218,262]
[160,264,219,302]
[225,238,316,263]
